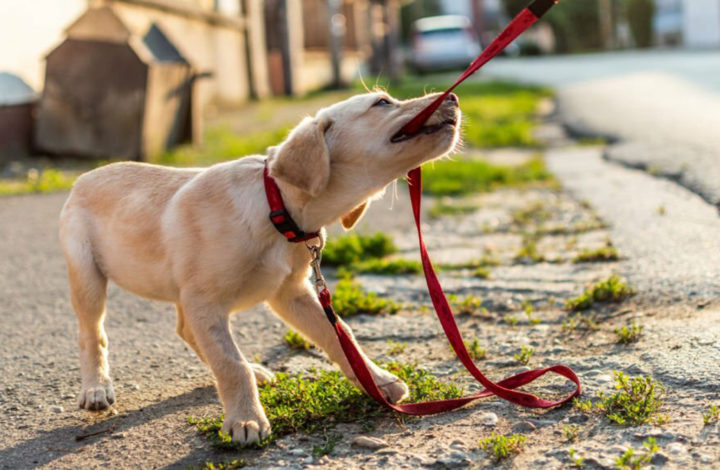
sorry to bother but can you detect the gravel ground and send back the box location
[2,128,719,469]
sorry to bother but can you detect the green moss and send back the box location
[616,437,659,469]
[331,276,400,317]
[284,330,312,350]
[703,405,719,425]
[422,157,553,197]
[322,232,397,266]
[187,459,247,470]
[155,125,291,166]
[189,364,462,449]
[573,245,620,263]
[0,168,76,196]
[614,321,643,344]
[428,198,480,219]
[513,346,534,365]
[479,432,527,461]
[351,258,422,275]
[566,275,634,312]
[574,372,666,426]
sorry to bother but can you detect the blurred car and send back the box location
[410,15,481,73]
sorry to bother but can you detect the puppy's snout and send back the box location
[445,93,459,105]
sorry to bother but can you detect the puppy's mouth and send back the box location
[390,118,457,143]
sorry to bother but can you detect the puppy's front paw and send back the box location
[378,376,409,404]
[222,412,271,445]
[78,381,116,411]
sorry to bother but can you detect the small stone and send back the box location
[511,421,536,434]
[436,451,471,468]
[351,436,388,450]
[449,440,466,450]
[302,456,313,464]
[288,449,306,457]
[667,442,687,455]
[698,453,715,464]
[50,405,63,414]
[478,412,498,427]
[595,374,613,384]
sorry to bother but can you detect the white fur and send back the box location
[59,91,460,444]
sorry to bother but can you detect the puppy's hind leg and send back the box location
[61,232,115,411]
[268,281,409,404]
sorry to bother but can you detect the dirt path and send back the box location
[1,129,719,469]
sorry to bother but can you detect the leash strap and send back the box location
[396,0,557,138]
[317,0,580,414]
[317,168,581,413]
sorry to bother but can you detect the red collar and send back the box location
[263,160,320,243]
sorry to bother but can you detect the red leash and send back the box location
[267,0,581,414]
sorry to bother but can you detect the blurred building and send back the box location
[0,0,400,160]
[654,0,720,48]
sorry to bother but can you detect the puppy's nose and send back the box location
[446,93,459,104]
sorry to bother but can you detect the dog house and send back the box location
[35,6,195,161]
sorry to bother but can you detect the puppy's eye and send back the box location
[373,98,391,107]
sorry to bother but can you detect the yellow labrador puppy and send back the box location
[59,91,460,444]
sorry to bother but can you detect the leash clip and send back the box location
[306,238,328,294]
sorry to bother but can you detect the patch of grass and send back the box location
[472,266,491,279]
[188,459,247,470]
[284,330,312,350]
[0,168,76,196]
[322,232,397,266]
[703,404,719,425]
[562,313,599,332]
[350,258,422,275]
[440,256,500,271]
[189,363,461,449]
[515,234,545,263]
[525,310,542,325]
[562,424,580,442]
[378,79,552,148]
[569,448,585,468]
[384,362,464,402]
[574,372,666,426]
[447,294,486,315]
[479,432,527,461]
[566,275,634,312]
[573,245,620,263]
[387,340,407,356]
[513,346,534,365]
[312,432,342,458]
[453,339,486,361]
[615,437,659,470]
[614,321,643,344]
[511,201,552,227]
[428,198,480,219]
[422,157,554,197]
[155,125,291,166]
[657,205,666,216]
[331,276,400,317]
[505,314,519,326]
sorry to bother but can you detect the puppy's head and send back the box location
[268,91,461,228]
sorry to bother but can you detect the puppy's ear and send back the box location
[269,117,332,197]
[341,201,369,230]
